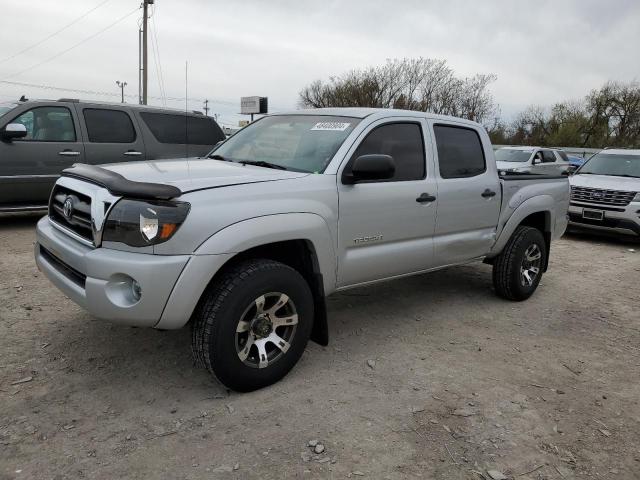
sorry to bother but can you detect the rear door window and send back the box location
[433,125,486,179]
[83,108,136,143]
[9,106,76,142]
[542,150,556,163]
[140,112,224,145]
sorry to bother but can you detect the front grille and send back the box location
[570,186,636,206]
[49,185,94,244]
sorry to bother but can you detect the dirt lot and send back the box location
[1,215,639,480]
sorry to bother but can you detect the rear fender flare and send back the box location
[489,195,554,256]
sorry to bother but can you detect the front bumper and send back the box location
[35,216,191,327]
[568,202,640,236]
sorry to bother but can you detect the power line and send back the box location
[0,0,113,66]
[0,79,239,106]
[0,79,295,112]
[149,9,167,106]
[2,6,139,80]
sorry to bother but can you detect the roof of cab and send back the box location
[600,149,640,156]
[272,107,483,127]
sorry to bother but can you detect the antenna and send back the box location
[185,60,189,159]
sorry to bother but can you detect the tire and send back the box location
[492,226,547,301]
[191,259,314,392]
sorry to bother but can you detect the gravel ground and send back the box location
[1,215,639,480]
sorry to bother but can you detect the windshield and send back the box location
[578,153,640,178]
[495,149,532,162]
[0,102,18,118]
[210,115,360,173]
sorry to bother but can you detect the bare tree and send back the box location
[299,58,498,125]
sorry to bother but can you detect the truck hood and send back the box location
[100,158,309,193]
[570,173,640,192]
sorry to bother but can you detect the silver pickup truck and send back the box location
[34,108,570,391]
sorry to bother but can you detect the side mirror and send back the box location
[343,154,395,184]
[1,123,27,142]
[532,157,542,165]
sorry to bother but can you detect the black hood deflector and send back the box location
[62,163,182,200]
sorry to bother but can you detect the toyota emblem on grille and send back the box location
[63,197,74,220]
[591,192,603,199]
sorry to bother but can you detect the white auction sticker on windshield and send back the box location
[311,122,351,131]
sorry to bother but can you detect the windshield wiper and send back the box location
[238,160,288,171]
[208,154,231,161]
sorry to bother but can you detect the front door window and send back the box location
[10,106,76,142]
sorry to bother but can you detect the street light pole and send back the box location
[116,81,127,103]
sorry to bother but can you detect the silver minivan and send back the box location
[495,146,571,176]
[0,99,225,212]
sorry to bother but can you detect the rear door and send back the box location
[337,118,438,287]
[430,122,501,266]
[0,103,84,206]
[76,105,146,164]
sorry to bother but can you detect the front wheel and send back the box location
[191,259,314,392]
[492,226,547,301]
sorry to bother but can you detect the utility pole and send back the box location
[116,81,127,103]
[138,28,142,104]
[141,0,154,105]
[203,99,209,117]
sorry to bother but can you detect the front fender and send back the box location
[489,195,555,256]
[196,213,336,289]
[155,213,336,330]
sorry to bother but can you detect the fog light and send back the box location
[132,280,142,301]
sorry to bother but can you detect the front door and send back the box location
[76,105,146,165]
[430,122,501,266]
[337,119,438,287]
[0,104,84,207]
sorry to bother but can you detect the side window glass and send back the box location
[140,112,225,145]
[10,106,76,142]
[349,123,425,182]
[433,125,486,179]
[83,109,136,143]
[542,150,556,163]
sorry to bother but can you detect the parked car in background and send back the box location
[35,108,569,391]
[569,149,640,237]
[0,99,225,212]
[495,146,571,175]
[567,154,587,170]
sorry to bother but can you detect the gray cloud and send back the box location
[1,0,638,126]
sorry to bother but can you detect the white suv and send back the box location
[495,146,571,176]
[569,149,640,237]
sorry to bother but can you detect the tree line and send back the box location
[298,58,640,148]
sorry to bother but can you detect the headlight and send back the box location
[633,193,640,202]
[102,199,190,247]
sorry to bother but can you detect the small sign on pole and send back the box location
[240,96,268,121]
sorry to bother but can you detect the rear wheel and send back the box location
[492,226,546,301]
[191,259,314,392]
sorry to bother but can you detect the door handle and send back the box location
[124,150,142,156]
[416,193,436,203]
[58,150,80,157]
[481,189,496,198]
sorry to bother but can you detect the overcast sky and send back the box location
[1,0,639,126]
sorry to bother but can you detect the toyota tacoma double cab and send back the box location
[35,108,570,391]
